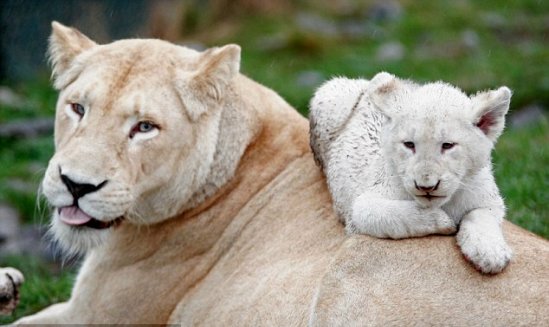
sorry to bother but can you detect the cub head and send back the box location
[42,22,242,254]
[368,72,511,208]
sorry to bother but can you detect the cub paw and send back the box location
[457,231,512,274]
[425,208,457,235]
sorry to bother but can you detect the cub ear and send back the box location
[367,72,400,119]
[176,44,241,121]
[48,21,97,82]
[470,86,511,142]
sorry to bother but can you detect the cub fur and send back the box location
[310,72,512,274]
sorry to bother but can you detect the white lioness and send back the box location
[12,22,549,325]
[309,72,512,274]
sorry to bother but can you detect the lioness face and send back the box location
[42,23,240,254]
[370,74,510,209]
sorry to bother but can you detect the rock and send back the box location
[510,105,547,129]
[5,179,37,195]
[0,86,25,108]
[0,204,20,239]
[0,117,54,138]
[295,70,325,88]
[339,20,375,39]
[482,12,507,30]
[367,0,403,23]
[461,29,479,50]
[0,204,21,257]
[256,33,290,52]
[295,12,338,37]
[376,41,405,61]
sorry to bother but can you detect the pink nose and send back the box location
[415,180,440,192]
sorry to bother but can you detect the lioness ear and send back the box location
[48,21,97,83]
[368,72,400,119]
[470,86,511,142]
[177,44,241,121]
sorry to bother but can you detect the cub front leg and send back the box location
[348,192,456,239]
[456,207,511,274]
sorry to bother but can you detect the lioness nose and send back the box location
[60,173,107,200]
[414,180,440,192]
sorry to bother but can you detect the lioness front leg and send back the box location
[348,192,456,239]
[14,302,71,325]
[456,207,511,274]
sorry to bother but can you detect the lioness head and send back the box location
[368,72,511,208]
[42,22,243,254]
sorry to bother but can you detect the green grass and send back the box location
[0,256,75,324]
[0,0,547,323]
[493,119,549,238]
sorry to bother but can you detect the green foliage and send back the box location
[493,119,549,238]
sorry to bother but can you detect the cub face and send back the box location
[42,22,240,254]
[369,73,511,208]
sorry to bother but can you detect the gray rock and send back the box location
[339,20,375,39]
[367,0,403,22]
[510,105,547,129]
[295,70,325,88]
[256,33,290,52]
[461,29,479,50]
[376,41,405,61]
[295,12,338,37]
[0,203,20,245]
[5,179,37,195]
[0,87,25,108]
[0,117,54,138]
[482,12,507,30]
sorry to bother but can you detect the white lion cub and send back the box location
[309,72,513,274]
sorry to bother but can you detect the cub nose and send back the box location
[60,173,107,200]
[414,180,440,192]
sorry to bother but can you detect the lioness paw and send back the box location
[457,231,512,274]
[0,267,24,315]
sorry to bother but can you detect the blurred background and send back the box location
[0,0,547,322]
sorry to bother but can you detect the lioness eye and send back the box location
[442,142,455,150]
[130,121,158,139]
[71,103,85,117]
[403,141,415,149]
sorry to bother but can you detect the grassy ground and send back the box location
[1,0,547,323]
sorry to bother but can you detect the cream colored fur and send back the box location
[0,267,23,315]
[13,23,549,325]
[309,73,513,274]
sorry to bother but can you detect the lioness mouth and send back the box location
[58,206,123,230]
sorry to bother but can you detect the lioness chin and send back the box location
[310,72,512,274]
[11,22,549,326]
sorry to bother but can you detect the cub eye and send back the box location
[130,121,159,139]
[442,142,456,150]
[71,103,85,117]
[403,141,415,150]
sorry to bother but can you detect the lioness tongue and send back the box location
[59,206,93,226]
